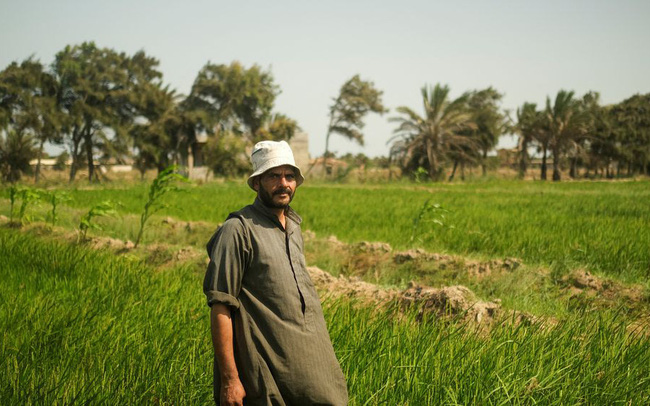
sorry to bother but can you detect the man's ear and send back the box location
[252,176,260,192]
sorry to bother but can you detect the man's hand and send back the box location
[220,378,246,406]
[211,304,245,405]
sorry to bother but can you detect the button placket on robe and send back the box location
[285,227,306,317]
[289,230,316,330]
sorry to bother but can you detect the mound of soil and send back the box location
[85,235,203,268]
[308,266,397,303]
[141,243,204,268]
[325,235,345,248]
[355,241,392,254]
[562,269,646,306]
[308,266,503,325]
[565,269,603,291]
[393,249,450,264]
[161,216,216,234]
[318,233,522,281]
[400,283,501,323]
[89,236,135,251]
[465,257,521,278]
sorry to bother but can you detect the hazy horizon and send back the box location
[2,0,649,158]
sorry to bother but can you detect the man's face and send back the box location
[254,165,297,209]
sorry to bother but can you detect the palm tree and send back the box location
[446,137,478,181]
[545,90,588,181]
[390,84,476,181]
[565,92,603,178]
[0,129,37,182]
[467,87,506,176]
[514,102,543,179]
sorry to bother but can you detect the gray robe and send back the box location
[204,198,348,405]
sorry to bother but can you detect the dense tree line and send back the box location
[389,83,650,181]
[2,43,649,183]
[513,91,650,180]
[0,42,297,183]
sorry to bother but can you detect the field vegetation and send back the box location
[1,178,649,404]
[2,24,650,406]
[5,179,647,281]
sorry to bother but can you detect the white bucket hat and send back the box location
[247,140,304,190]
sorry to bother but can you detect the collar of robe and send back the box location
[252,197,302,234]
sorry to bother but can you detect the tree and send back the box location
[203,129,250,177]
[0,62,30,182]
[129,83,186,178]
[535,121,552,181]
[54,42,115,182]
[54,42,155,182]
[253,113,299,143]
[0,129,37,182]
[390,84,476,181]
[568,92,601,178]
[514,102,544,178]
[187,61,278,138]
[608,93,650,176]
[466,87,507,176]
[586,111,616,177]
[0,58,62,182]
[202,112,298,178]
[186,61,298,176]
[120,50,170,177]
[324,75,386,162]
[544,90,588,181]
[53,150,69,171]
[446,129,478,182]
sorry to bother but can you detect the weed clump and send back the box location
[134,166,187,247]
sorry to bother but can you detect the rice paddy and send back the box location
[1,178,649,404]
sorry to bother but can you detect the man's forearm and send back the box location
[210,304,239,380]
[210,304,246,405]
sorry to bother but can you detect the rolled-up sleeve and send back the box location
[203,217,249,308]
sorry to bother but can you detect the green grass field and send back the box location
[5,179,647,281]
[2,229,649,404]
[1,179,650,404]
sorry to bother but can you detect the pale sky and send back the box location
[2,0,649,158]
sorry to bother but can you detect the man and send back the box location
[203,140,348,406]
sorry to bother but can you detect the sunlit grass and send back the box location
[3,179,647,282]
[1,229,649,404]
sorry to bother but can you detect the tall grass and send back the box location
[5,179,647,282]
[327,301,650,404]
[1,229,649,404]
[1,229,211,404]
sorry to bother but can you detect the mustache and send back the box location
[273,188,292,196]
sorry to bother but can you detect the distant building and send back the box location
[182,132,210,181]
[191,132,208,168]
[29,157,133,173]
[306,157,349,178]
[529,157,555,168]
[289,131,310,171]
[29,158,59,168]
[496,148,518,167]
